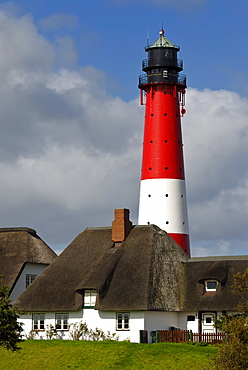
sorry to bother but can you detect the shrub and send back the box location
[45,325,57,340]
[68,321,118,341]
[68,322,89,340]
[214,268,248,369]
[25,330,38,340]
[215,338,248,370]
[0,277,23,351]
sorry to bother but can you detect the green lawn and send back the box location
[0,340,218,369]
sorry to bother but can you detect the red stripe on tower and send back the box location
[138,29,190,256]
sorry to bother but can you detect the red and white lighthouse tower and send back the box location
[138,30,190,256]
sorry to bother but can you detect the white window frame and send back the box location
[55,313,69,330]
[205,280,218,291]
[32,313,45,330]
[26,274,37,288]
[116,312,130,331]
[84,289,97,308]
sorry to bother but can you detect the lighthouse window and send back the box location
[166,221,169,224]
[165,194,168,197]
[163,70,168,78]
[164,113,167,116]
[148,194,151,197]
[150,140,153,143]
[165,167,168,170]
[164,140,168,143]
[149,167,152,170]
[151,114,154,116]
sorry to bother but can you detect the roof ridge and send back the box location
[0,227,36,235]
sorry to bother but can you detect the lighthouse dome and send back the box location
[146,29,180,51]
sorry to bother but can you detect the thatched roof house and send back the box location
[15,223,248,314]
[183,256,248,311]
[0,227,57,293]
[15,224,189,312]
[12,210,248,341]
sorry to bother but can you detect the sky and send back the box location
[0,0,248,257]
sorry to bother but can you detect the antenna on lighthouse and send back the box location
[146,30,149,48]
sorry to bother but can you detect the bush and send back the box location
[0,277,23,351]
[214,268,248,369]
[68,321,118,341]
[69,322,89,340]
[25,330,38,340]
[45,325,57,340]
[215,339,248,370]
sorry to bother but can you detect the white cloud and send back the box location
[0,10,54,73]
[183,88,248,255]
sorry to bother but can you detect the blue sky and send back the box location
[0,0,248,257]
[9,0,248,99]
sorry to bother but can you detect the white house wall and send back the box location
[83,309,144,342]
[178,311,240,334]
[178,312,199,332]
[19,310,145,342]
[144,311,179,343]
[19,310,241,342]
[10,263,49,301]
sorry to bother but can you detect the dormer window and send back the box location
[205,280,218,291]
[26,274,37,288]
[84,289,97,308]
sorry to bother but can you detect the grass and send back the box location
[0,340,218,369]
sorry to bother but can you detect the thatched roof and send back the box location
[0,227,57,290]
[182,256,248,311]
[14,225,189,312]
[14,224,248,313]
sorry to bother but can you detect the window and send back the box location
[32,313,45,330]
[205,280,218,291]
[26,274,37,288]
[55,314,69,330]
[84,289,97,307]
[163,70,168,78]
[116,312,130,331]
[187,315,195,321]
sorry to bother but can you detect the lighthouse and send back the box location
[138,30,190,256]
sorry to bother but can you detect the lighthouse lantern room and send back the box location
[138,30,190,256]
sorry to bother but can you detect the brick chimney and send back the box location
[112,209,132,245]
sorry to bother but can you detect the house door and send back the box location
[201,312,216,333]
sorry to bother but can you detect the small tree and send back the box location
[232,268,248,314]
[0,276,23,351]
[215,268,248,369]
